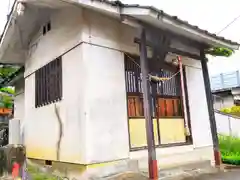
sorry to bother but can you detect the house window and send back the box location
[35,57,62,108]
[125,55,183,118]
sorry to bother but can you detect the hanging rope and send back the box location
[177,56,191,136]
[124,53,180,82]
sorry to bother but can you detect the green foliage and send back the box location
[27,165,58,180]
[220,106,240,116]
[0,87,14,95]
[0,65,19,110]
[0,66,19,79]
[0,87,14,109]
[205,47,234,57]
[219,135,240,165]
[0,65,20,110]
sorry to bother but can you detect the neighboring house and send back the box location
[0,0,239,179]
[211,70,240,109]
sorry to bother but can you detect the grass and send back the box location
[219,135,240,165]
[26,165,58,180]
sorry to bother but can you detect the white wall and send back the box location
[215,112,240,137]
[81,9,213,162]
[25,6,83,77]
[214,95,234,110]
[22,5,214,165]
[14,93,24,121]
[24,7,88,164]
[184,59,213,148]
[25,45,88,163]
[24,6,130,164]
[83,44,129,164]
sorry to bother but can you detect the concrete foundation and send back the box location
[28,158,139,179]
[27,145,215,179]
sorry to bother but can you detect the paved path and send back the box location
[182,170,240,180]
[110,170,240,180]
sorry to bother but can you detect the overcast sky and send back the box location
[0,0,240,75]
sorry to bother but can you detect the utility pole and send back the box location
[200,50,221,166]
[139,28,158,179]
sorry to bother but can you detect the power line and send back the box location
[217,14,240,35]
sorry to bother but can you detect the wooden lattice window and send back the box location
[35,57,62,108]
[157,97,183,117]
[125,54,184,118]
[128,96,144,117]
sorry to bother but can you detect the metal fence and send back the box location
[211,70,240,91]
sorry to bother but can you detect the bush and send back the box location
[219,135,240,165]
[220,106,240,116]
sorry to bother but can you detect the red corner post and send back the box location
[12,162,20,179]
[200,50,221,166]
[139,28,158,179]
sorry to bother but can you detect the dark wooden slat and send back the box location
[58,58,62,101]
[35,57,62,108]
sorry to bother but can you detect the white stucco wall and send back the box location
[21,5,214,166]
[213,95,234,110]
[24,6,131,164]
[184,59,213,148]
[9,77,25,144]
[14,93,25,121]
[83,44,129,163]
[223,96,234,107]
[25,45,88,163]
[24,7,87,163]
[25,6,83,77]
[215,112,240,137]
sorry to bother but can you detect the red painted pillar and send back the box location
[200,50,221,167]
[139,28,158,179]
[12,162,20,179]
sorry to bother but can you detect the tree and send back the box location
[0,65,19,109]
[205,47,234,57]
[0,66,19,79]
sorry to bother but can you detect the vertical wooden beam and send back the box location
[200,50,221,167]
[139,28,158,179]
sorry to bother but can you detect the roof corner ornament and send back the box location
[17,2,25,17]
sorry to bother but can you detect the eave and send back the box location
[121,6,239,50]
[0,0,239,66]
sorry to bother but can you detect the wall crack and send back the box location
[54,104,63,161]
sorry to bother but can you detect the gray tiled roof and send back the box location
[1,0,239,47]
[104,0,240,46]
